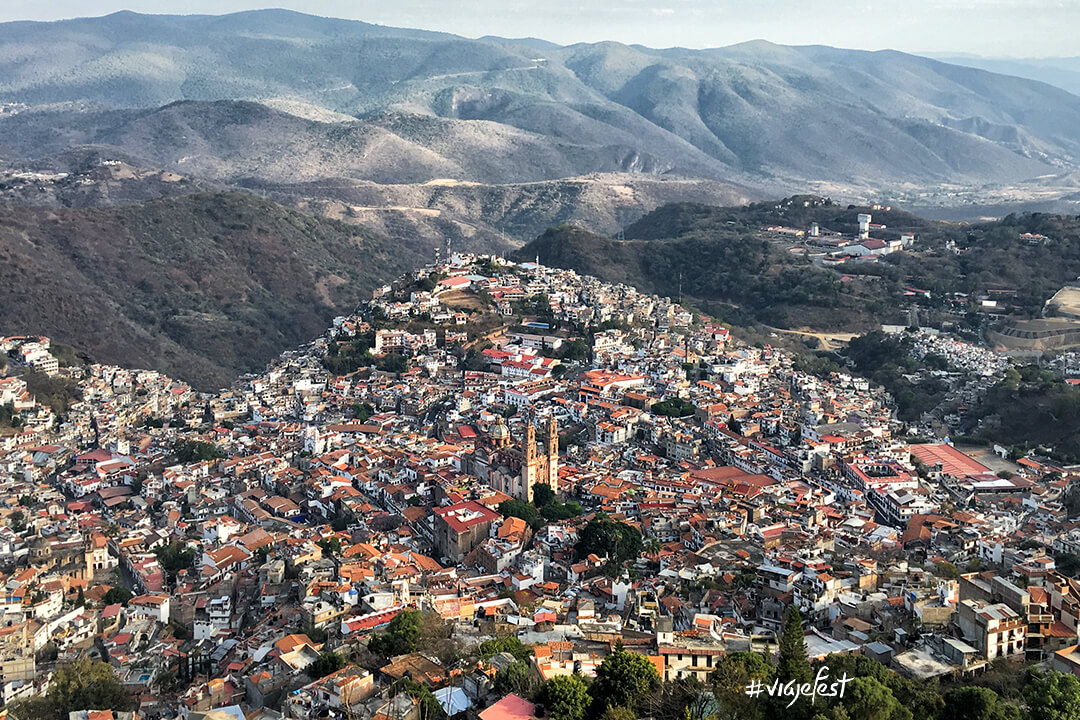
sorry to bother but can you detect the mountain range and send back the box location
[927,55,1080,100]
[2,10,1080,194]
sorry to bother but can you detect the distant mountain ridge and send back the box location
[1,9,1080,190]
[926,54,1080,99]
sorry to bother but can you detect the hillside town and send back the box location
[2,254,1080,720]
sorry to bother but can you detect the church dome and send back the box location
[490,419,510,442]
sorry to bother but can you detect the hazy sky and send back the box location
[0,0,1076,57]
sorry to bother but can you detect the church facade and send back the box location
[467,414,559,503]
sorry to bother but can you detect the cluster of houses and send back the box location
[0,255,1078,719]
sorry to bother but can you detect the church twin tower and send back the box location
[522,413,559,502]
[483,412,559,504]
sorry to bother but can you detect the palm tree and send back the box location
[645,538,662,560]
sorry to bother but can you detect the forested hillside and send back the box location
[0,193,433,389]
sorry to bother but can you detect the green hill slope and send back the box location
[516,200,1080,332]
[0,192,431,389]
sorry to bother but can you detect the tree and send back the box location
[575,513,643,568]
[8,658,131,720]
[934,560,960,580]
[102,586,133,606]
[9,510,26,533]
[710,652,773,720]
[819,653,942,720]
[532,483,556,508]
[712,651,773,693]
[306,652,346,679]
[480,634,532,662]
[155,541,195,581]
[352,402,374,421]
[155,668,182,695]
[499,499,541,527]
[75,587,85,607]
[318,537,342,556]
[539,675,590,720]
[541,500,583,521]
[1054,553,1080,578]
[591,642,660,713]
[644,538,662,559]
[598,706,636,720]
[368,609,421,658]
[561,339,589,361]
[941,687,1020,720]
[777,606,812,684]
[377,352,408,374]
[840,677,912,720]
[1024,670,1080,720]
[495,659,536,697]
[393,677,446,720]
[642,676,715,720]
[652,397,696,418]
[172,439,223,463]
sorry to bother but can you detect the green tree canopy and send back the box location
[539,675,591,720]
[652,397,697,418]
[306,652,346,679]
[598,707,635,720]
[480,635,532,662]
[377,352,408,374]
[9,658,132,720]
[712,650,773,693]
[499,499,541,528]
[318,536,342,556]
[102,586,133,606]
[576,513,643,567]
[155,541,195,581]
[817,653,942,720]
[541,500,584,521]
[1024,670,1080,720]
[396,677,446,720]
[709,651,773,720]
[840,676,912,720]
[591,642,660,713]
[172,439,224,463]
[941,686,1020,720]
[532,483,556,508]
[495,659,536,697]
[561,338,589,361]
[368,609,421,658]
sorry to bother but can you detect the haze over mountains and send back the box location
[2,9,1080,195]
[927,55,1080,100]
